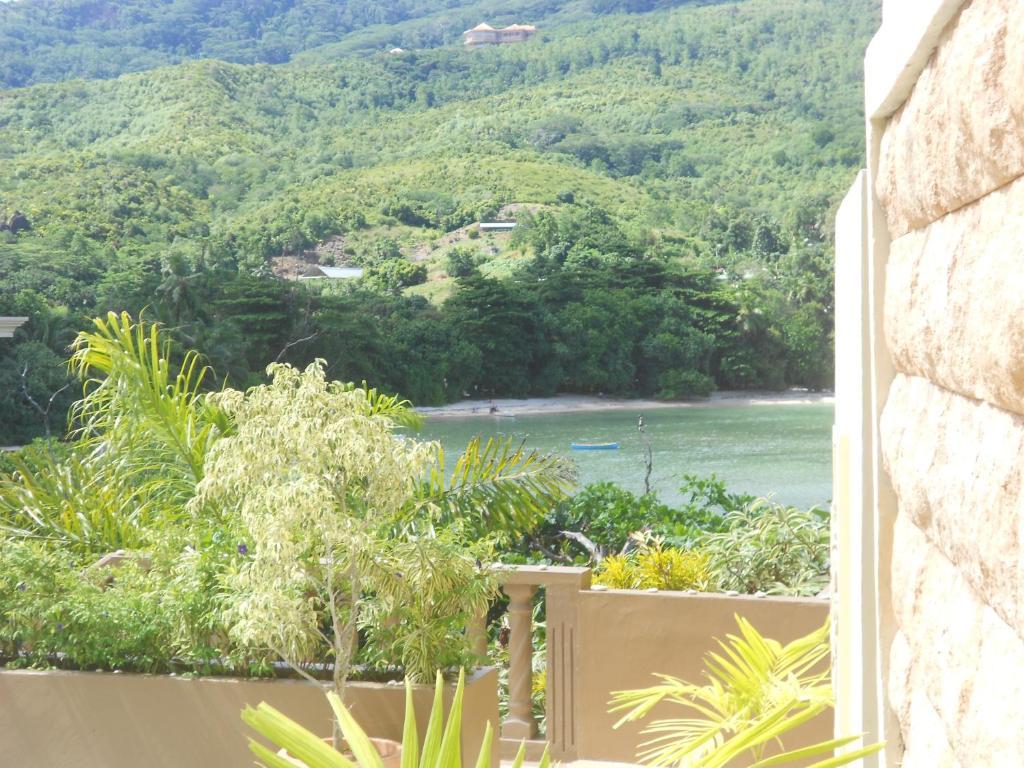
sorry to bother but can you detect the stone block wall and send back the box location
[875,0,1024,763]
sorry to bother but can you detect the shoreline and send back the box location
[415,390,834,420]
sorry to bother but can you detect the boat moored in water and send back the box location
[570,441,619,451]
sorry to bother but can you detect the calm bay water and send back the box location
[420,403,834,510]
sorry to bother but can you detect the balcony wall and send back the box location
[494,566,832,765]
[573,590,831,763]
[0,667,499,768]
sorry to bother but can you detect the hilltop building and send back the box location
[298,266,364,281]
[0,317,26,338]
[463,23,537,48]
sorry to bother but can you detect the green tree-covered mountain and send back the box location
[0,0,878,444]
[1,0,705,88]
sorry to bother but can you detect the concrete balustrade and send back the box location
[490,564,830,764]
[0,562,831,766]
[493,564,591,760]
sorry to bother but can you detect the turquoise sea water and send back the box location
[420,403,834,510]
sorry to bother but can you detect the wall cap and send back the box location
[865,0,968,120]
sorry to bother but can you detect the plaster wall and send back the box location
[0,666,499,768]
[572,590,832,764]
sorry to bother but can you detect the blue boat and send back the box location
[570,442,619,451]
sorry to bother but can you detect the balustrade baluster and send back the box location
[502,582,538,740]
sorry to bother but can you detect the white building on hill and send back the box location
[0,317,27,338]
[463,23,537,48]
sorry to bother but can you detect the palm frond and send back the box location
[416,437,576,536]
[243,669,513,768]
[336,380,423,431]
[609,617,879,768]
[243,699,356,768]
[69,311,221,489]
[0,447,147,554]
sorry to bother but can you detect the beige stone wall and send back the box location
[874,0,1024,764]
[876,0,1024,237]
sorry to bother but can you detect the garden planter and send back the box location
[277,737,402,768]
[0,666,499,768]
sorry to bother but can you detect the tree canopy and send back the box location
[0,0,878,443]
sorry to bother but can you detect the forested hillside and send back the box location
[0,0,878,444]
[1,0,703,88]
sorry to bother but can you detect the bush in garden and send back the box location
[0,539,231,673]
[0,313,575,684]
[700,498,830,596]
[534,482,676,561]
[593,536,713,591]
[529,475,745,562]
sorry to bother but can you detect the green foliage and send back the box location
[360,531,497,682]
[0,313,226,555]
[445,247,479,279]
[702,499,830,596]
[525,474,827,596]
[528,475,742,563]
[534,482,678,560]
[0,0,877,441]
[0,314,572,684]
[664,474,755,547]
[365,259,429,293]
[69,311,222,495]
[242,668,549,768]
[593,536,712,591]
[0,543,171,672]
[609,617,882,767]
[0,538,232,673]
[422,436,576,541]
[195,360,493,691]
[0,447,150,553]
[655,369,715,400]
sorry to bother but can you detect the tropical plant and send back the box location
[359,529,499,682]
[0,447,148,554]
[608,617,882,768]
[593,536,713,592]
[242,668,551,768]
[0,536,232,673]
[701,499,830,596]
[196,361,469,699]
[422,436,576,541]
[198,359,573,712]
[525,475,745,565]
[68,310,227,507]
[0,312,228,555]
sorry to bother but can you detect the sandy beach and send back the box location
[415,390,834,420]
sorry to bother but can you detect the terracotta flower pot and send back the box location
[277,736,402,768]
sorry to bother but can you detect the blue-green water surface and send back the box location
[420,403,833,510]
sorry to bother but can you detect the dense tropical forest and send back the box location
[0,0,879,444]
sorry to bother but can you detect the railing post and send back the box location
[467,610,489,663]
[502,582,538,740]
[544,570,590,762]
[493,565,591,761]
